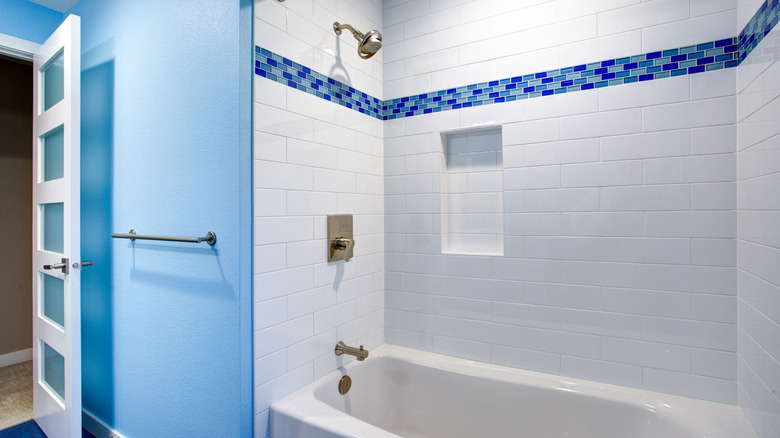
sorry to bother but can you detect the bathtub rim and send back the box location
[270,344,756,438]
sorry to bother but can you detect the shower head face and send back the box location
[334,22,383,60]
[358,30,382,59]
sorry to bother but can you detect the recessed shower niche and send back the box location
[440,127,504,256]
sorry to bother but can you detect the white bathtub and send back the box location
[270,345,756,438]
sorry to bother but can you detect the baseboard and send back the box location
[0,348,32,368]
[83,410,126,438]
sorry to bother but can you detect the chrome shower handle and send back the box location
[330,237,355,252]
[331,237,354,250]
[330,237,355,261]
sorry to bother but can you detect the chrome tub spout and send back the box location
[335,341,369,361]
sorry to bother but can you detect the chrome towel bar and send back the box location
[111,229,216,245]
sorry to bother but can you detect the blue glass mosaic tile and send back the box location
[254,1,780,121]
[374,38,738,121]
[254,47,383,120]
[739,0,780,62]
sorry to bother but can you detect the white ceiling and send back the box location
[27,0,79,13]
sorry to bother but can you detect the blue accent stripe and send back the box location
[255,39,737,120]
[254,1,779,120]
[254,49,383,119]
[739,0,780,61]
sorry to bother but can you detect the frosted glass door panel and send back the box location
[42,51,64,111]
[41,203,64,253]
[42,274,65,328]
[42,342,65,401]
[42,127,64,182]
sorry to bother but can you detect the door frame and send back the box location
[0,33,40,61]
[0,29,39,425]
[0,33,37,373]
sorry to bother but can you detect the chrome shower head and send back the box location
[333,22,383,59]
[359,30,383,58]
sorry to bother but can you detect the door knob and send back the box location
[72,261,93,269]
[43,258,69,274]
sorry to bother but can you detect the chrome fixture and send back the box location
[330,237,354,261]
[338,375,352,395]
[333,22,382,59]
[44,258,69,274]
[111,229,216,245]
[328,214,354,262]
[335,341,369,361]
[44,258,94,273]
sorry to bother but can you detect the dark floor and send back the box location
[0,421,95,438]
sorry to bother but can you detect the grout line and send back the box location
[255,2,780,123]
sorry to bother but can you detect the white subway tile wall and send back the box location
[441,127,505,255]
[383,0,739,406]
[249,1,780,437]
[737,2,780,436]
[383,0,737,99]
[253,0,384,436]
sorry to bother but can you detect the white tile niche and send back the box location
[441,127,504,256]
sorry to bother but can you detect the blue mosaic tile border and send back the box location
[254,2,779,121]
[383,39,737,120]
[255,40,737,121]
[255,47,383,120]
[739,0,780,62]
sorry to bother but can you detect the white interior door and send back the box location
[32,14,81,438]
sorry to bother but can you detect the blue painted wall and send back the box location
[69,0,253,435]
[0,0,62,44]
[67,0,253,435]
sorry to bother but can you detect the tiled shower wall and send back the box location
[251,1,780,435]
[737,1,780,436]
[384,0,740,404]
[440,128,506,255]
[252,0,384,436]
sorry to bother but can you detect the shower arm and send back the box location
[333,22,364,42]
